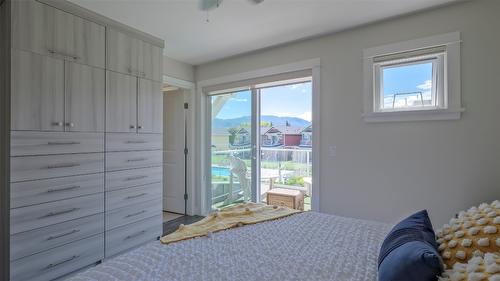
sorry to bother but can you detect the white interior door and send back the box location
[163,89,186,214]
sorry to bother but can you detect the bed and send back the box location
[67,212,391,281]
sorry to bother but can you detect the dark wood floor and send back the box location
[162,215,204,236]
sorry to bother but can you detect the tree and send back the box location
[227,127,239,145]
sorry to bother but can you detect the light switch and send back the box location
[329,145,336,157]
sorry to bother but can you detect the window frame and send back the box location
[363,32,463,122]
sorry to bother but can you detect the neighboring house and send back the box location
[261,125,304,147]
[261,127,282,147]
[211,128,231,150]
[231,128,250,148]
[275,125,303,147]
[300,125,312,147]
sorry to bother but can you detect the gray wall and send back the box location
[163,55,195,82]
[196,0,500,226]
[0,0,10,279]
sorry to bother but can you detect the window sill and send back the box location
[362,108,465,123]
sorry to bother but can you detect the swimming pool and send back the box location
[212,166,231,177]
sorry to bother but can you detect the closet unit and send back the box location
[7,1,164,280]
[105,28,163,258]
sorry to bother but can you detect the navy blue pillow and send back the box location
[378,210,443,281]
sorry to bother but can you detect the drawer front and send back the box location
[106,182,162,211]
[268,194,295,208]
[106,198,161,231]
[10,234,104,281]
[106,133,162,152]
[105,215,161,257]
[106,151,162,172]
[11,213,104,261]
[11,193,104,235]
[106,166,162,191]
[11,131,104,156]
[11,153,104,182]
[11,173,104,208]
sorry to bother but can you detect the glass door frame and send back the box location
[201,62,320,216]
[205,88,260,213]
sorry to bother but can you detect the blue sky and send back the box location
[382,62,433,108]
[214,82,312,121]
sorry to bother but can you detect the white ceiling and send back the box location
[68,0,459,65]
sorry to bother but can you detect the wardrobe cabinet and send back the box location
[11,50,64,131]
[12,50,105,132]
[107,73,163,134]
[65,62,105,132]
[106,71,138,133]
[12,0,105,69]
[107,28,162,82]
[8,0,164,279]
[138,78,163,133]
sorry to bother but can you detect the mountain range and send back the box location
[213,115,311,129]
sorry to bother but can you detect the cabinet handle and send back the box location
[47,49,80,61]
[46,163,80,169]
[52,122,64,127]
[125,193,147,200]
[40,208,80,218]
[125,140,147,144]
[46,185,80,193]
[65,122,75,128]
[45,255,80,269]
[125,175,147,181]
[127,158,147,162]
[47,141,81,146]
[125,230,146,240]
[137,125,143,129]
[46,229,80,241]
[130,125,136,129]
[125,210,146,218]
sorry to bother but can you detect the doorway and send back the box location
[162,83,190,222]
[207,77,313,212]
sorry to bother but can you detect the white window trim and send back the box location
[196,59,321,215]
[363,32,464,122]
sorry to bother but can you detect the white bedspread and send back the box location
[67,212,390,281]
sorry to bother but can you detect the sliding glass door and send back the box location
[207,77,313,212]
[210,90,255,210]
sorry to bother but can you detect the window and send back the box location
[363,32,463,122]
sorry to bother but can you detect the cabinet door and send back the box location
[11,0,57,57]
[11,50,64,131]
[54,10,106,68]
[65,62,105,132]
[106,71,137,133]
[138,40,162,82]
[107,29,140,76]
[138,79,163,134]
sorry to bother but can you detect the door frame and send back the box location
[163,75,197,216]
[197,58,321,215]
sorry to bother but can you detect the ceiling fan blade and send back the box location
[199,0,222,11]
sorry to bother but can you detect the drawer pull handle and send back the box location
[127,158,148,162]
[125,210,146,218]
[46,163,80,169]
[40,208,80,218]
[45,255,80,269]
[52,122,64,127]
[125,140,147,144]
[46,185,80,193]
[125,193,147,200]
[125,230,146,240]
[125,175,147,181]
[46,229,80,241]
[47,141,81,145]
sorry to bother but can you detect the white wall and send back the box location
[195,0,500,226]
[163,55,195,82]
